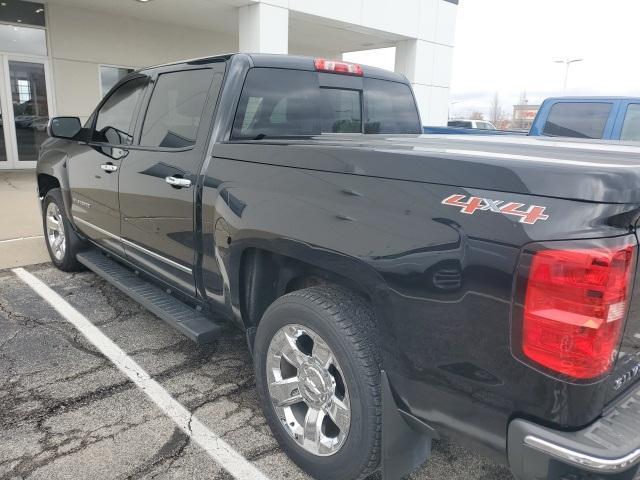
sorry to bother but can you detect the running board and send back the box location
[76,249,221,344]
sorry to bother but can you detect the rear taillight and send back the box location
[520,241,636,380]
[314,58,363,76]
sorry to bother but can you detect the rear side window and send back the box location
[231,68,420,139]
[542,102,612,139]
[93,77,147,145]
[621,104,640,142]
[140,69,214,148]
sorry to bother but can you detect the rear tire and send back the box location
[42,188,85,272]
[254,285,382,480]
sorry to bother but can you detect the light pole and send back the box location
[554,58,583,94]
[448,100,462,120]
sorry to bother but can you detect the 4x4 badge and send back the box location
[442,194,549,225]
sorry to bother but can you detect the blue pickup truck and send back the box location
[425,97,640,141]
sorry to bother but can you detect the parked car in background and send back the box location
[448,119,496,129]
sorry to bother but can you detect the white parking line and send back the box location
[0,235,44,243]
[12,267,270,480]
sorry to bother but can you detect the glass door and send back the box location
[0,54,53,169]
[0,59,10,168]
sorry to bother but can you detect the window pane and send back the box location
[10,61,49,161]
[100,66,134,98]
[320,88,362,133]
[93,77,147,145]
[621,104,640,142]
[0,0,45,27]
[542,102,612,139]
[232,69,321,139]
[232,68,421,139]
[0,96,6,162]
[140,69,213,148]
[0,24,46,56]
[363,78,421,134]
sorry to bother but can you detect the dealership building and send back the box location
[0,0,457,169]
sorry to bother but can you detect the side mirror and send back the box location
[48,116,82,139]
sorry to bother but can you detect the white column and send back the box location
[395,0,457,127]
[238,3,289,54]
[395,38,453,127]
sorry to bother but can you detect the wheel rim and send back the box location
[46,202,66,262]
[266,324,351,456]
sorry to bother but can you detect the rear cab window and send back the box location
[231,68,421,140]
[542,102,612,139]
[448,121,472,128]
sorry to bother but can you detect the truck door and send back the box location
[118,63,225,296]
[68,75,149,255]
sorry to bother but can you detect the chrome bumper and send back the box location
[508,385,640,479]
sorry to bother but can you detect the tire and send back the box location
[42,188,85,271]
[254,285,382,480]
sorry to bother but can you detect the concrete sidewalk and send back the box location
[0,170,50,269]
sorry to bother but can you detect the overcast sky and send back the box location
[345,0,640,118]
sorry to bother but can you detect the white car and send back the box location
[448,119,496,130]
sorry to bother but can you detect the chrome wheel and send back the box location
[46,202,66,261]
[266,324,351,456]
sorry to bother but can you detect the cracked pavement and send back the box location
[0,264,513,480]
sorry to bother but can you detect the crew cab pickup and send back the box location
[425,97,640,141]
[529,97,640,140]
[37,54,640,480]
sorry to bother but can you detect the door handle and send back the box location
[165,176,192,188]
[100,163,118,173]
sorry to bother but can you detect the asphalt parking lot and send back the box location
[0,262,515,480]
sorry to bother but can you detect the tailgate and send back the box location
[606,235,640,403]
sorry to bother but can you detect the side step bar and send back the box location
[76,249,222,344]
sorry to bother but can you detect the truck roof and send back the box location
[138,53,408,84]
[543,96,640,102]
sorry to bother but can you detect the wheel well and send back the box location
[37,174,60,199]
[239,248,373,329]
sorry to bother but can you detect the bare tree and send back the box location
[518,90,528,106]
[514,90,529,129]
[469,111,484,120]
[489,92,504,126]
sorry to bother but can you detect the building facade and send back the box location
[512,103,541,131]
[0,0,457,169]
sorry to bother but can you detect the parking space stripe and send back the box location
[12,267,270,480]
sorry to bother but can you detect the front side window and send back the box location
[140,69,214,148]
[621,104,640,142]
[93,77,147,145]
[542,102,612,139]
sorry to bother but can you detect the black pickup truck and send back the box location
[37,54,640,480]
